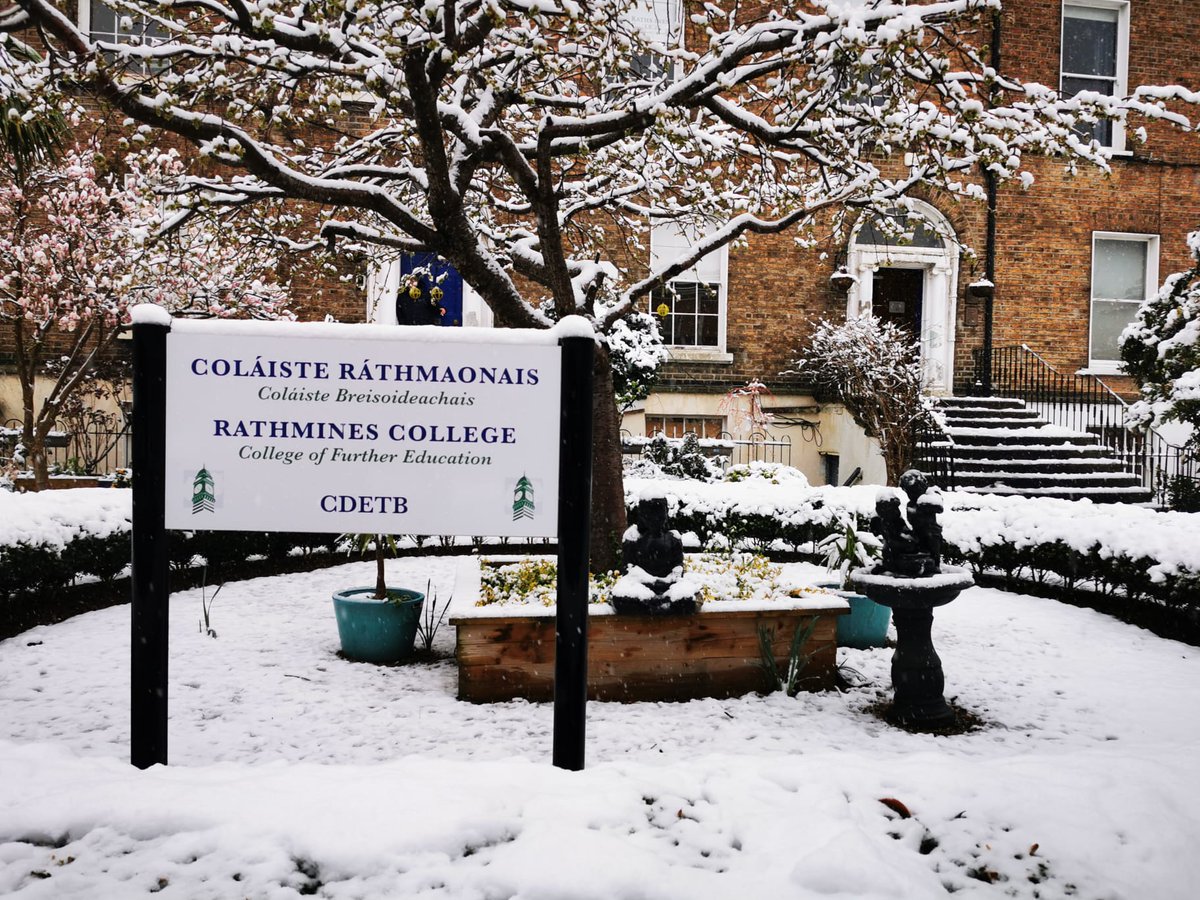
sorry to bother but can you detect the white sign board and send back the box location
[626,0,682,45]
[162,321,562,536]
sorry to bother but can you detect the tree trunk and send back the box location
[589,342,626,574]
[28,444,50,490]
[20,415,50,490]
[374,538,387,599]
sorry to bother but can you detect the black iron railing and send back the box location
[970,345,1199,509]
[2,417,132,477]
[911,422,956,490]
[718,430,793,468]
[620,429,793,471]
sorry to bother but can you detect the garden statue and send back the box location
[848,469,973,729]
[610,494,699,615]
[871,494,933,577]
[902,469,943,571]
[870,470,943,577]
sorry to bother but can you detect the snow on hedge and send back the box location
[939,492,1200,583]
[4,482,1199,589]
[626,478,1200,580]
[0,488,130,549]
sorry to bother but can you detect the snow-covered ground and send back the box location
[2,555,1199,899]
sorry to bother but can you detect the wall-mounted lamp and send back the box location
[966,279,995,301]
[829,250,857,294]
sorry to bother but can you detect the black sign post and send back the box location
[130,317,171,769]
[552,335,595,771]
[128,317,595,770]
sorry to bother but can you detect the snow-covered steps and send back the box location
[952,483,1157,505]
[953,456,1127,475]
[924,396,1154,505]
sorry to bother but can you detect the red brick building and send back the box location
[5,1,1199,488]
[613,0,1200,485]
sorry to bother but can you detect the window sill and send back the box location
[666,348,734,364]
[1077,363,1128,377]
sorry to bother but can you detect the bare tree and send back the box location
[4,0,1192,564]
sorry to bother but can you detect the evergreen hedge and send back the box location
[1,489,1196,641]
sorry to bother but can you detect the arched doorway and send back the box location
[845,201,961,394]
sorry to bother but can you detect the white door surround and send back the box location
[845,201,961,395]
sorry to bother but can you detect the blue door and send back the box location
[397,253,464,326]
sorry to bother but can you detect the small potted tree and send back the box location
[332,534,425,663]
[816,522,891,649]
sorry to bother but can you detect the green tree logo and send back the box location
[512,475,535,521]
[192,467,215,514]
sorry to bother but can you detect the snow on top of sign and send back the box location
[129,303,172,326]
[167,316,590,346]
[549,315,597,341]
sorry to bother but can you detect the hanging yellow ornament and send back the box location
[655,302,670,318]
[408,285,422,299]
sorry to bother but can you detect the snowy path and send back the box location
[1,556,1198,898]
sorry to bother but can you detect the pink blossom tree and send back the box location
[0,140,293,487]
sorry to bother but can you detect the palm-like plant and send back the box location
[0,45,65,178]
[343,533,400,599]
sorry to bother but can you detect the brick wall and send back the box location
[4,1,1199,406]
[660,0,1200,398]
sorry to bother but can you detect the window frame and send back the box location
[644,415,725,440]
[648,220,731,362]
[1088,230,1159,372]
[1060,0,1131,153]
[650,280,723,351]
[79,0,168,74]
[605,0,686,94]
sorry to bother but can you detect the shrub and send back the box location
[642,433,721,481]
[790,316,936,485]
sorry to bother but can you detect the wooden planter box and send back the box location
[452,599,847,703]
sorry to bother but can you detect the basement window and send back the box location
[645,416,725,440]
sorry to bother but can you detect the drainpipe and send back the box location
[981,9,1002,397]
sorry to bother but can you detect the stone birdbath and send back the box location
[847,470,973,728]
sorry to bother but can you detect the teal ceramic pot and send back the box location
[819,582,891,649]
[332,587,425,663]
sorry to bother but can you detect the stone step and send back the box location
[942,415,1051,430]
[953,471,1147,490]
[936,396,1026,409]
[954,483,1156,503]
[941,406,1044,422]
[945,430,1099,447]
[949,444,1114,460]
[953,457,1127,474]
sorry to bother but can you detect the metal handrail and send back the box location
[1016,343,1129,407]
[973,346,1198,508]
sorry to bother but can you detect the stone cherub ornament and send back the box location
[610,493,699,615]
[870,469,944,578]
